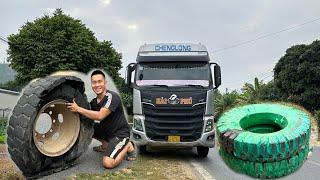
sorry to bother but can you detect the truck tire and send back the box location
[217,103,310,162]
[7,76,94,178]
[138,145,148,154]
[197,146,209,158]
[219,145,309,178]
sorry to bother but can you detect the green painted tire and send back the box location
[217,103,311,162]
[219,145,310,178]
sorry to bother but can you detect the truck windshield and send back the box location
[135,62,211,87]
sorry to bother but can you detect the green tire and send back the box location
[219,145,310,178]
[217,103,311,162]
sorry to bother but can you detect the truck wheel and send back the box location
[219,145,309,178]
[7,76,94,178]
[138,145,148,154]
[197,146,209,158]
[217,103,311,162]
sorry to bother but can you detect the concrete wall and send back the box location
[0,89,19,117]
[0,89,19,110]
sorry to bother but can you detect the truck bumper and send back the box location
[131,129,215,148]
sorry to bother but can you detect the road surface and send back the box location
[188,146,320,180]
[40,139,132,180]
[39,140,320,180]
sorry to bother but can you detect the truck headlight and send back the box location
[133,115,144,132]
[204,116,214,133]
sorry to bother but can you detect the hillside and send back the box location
[0,64,16,84]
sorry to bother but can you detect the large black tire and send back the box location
[217,103,311,162]
[7,76,94,178]
[219,145,310,178]
[138,145,148,154]
[197,146,209,158]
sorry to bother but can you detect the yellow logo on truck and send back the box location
[156,95,192,105]
[180,98,192,105]
[156,97,168,105]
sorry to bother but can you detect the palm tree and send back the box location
[214,90,239,121]
[238,77,264,104]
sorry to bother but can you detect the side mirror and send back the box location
[125,63,136,88]
[214,65,221,88]
[210,62,221,89]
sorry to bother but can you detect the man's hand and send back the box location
[67,98,111,121]
[67,99,79,112]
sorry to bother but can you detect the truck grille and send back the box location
[143,104,205,142]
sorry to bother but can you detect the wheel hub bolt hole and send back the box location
[38,141,44,147]
[58,114,64,123]
[52,133,59,140]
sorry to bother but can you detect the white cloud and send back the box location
[248,62,273,72]
[67,7,82,17]
[127,24,138,31]
[240,14,265,33]
[43,8,55,15]
[2,0,319,91]
[100,0,111,6]
[115,20,139,32]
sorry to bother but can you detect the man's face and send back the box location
[91,74,106,95]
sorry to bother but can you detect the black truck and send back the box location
[126,43,221,157]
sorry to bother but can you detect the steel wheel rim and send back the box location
[33,99,80,157]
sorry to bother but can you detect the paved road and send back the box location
[188,146,320,180]
[38,140,319,180]
[40,139,132,180]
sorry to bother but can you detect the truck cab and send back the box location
[126,43,221,157]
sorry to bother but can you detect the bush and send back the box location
[0,117,8,135]
[7,9,123,91]
[314,110,320,125]
[120,92,133,115]
[274,40,320,111]
[0,135,5,144]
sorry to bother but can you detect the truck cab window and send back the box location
[135,62,211,87]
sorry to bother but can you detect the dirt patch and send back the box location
[0,144,24,180]
[68,150,196,180]
[179,161,198,180]
[144,148,198,180]
[309,114,320,147]
[0,144,6,153]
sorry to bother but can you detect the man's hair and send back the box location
[91,70,105,78]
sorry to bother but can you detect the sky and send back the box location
[0,0,319,92]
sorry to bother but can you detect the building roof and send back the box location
[0,88,19,96]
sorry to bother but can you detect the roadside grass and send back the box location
[0,135,5,144]
[0,147,192,180]
[68,149,194,180]
[0,116,8,144]
[68,155,167,180]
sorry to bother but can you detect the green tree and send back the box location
[214,90,239,121]
[274,40,320,110]
[259,80,281,101]
[120,91,133,120]
[7,9,123,89]
[238,77,263,104]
